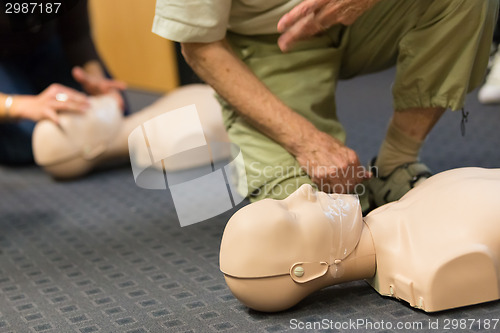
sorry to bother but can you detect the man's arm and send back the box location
[182,39,368,193]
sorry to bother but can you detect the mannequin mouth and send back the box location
[318,192,345,220]
[316,191,363,265]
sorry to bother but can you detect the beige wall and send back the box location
[88,0,179,93]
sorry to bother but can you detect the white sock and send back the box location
[375,121,423,177]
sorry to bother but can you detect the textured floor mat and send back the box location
[1,69,500,332]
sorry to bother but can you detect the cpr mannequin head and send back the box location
[32,95,122,179]
[220,184,363,312]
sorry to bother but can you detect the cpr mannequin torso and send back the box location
[32,84,229,178]
[366,167,500,311]
[219,167,500,312]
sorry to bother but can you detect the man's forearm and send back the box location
[181,40,316,156]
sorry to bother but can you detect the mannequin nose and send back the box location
[295,184,317,201]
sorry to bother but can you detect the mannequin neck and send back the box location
[329,222,376,284]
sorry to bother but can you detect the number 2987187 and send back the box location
[5,2,61,14]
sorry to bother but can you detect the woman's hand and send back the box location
[72,62,126,110]
[9,83,90,124]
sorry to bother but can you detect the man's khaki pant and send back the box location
[220,0,499,201]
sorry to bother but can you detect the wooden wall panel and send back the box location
[88,0,179,93]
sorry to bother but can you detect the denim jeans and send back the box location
[0,34,83,165]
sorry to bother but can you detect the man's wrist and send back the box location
[278,116,319,157]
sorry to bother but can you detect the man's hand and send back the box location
[9,83,90,124]
[277,0,380,52]
[293,127,371,193]
[72,62,126,110]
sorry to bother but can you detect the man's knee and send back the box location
[250,176,314,202]
[428,0,497,24]
[455,0,498,23]
[242,160,311,201]
[441,0,496,12]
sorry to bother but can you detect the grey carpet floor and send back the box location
[1,68,500,333]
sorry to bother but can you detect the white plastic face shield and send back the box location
[316,191,364,278]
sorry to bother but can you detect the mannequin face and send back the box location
[219,184,363,311]
[281,183,361,231]
[221,184,363,276]
[281,182,339,226]
[252,184,361,263]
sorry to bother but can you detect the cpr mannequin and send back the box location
[32,84,229,179]
[220,167,500,312]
